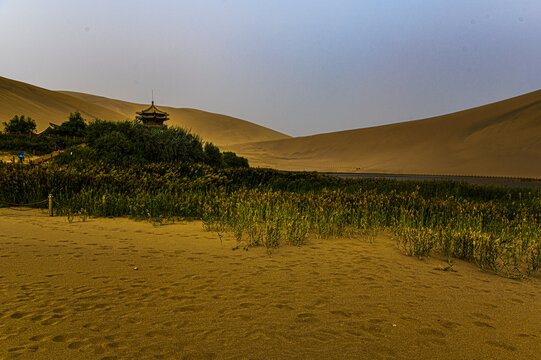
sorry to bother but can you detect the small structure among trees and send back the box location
[136,101,169,128]
[41,112,87,138]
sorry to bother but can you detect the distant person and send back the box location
[18,150,25,163]
[57,141,65,152]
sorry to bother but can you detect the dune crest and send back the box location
[59,91,290,146]
[0,76,128,129]
[228,90,541,178]
[0,77,290,146]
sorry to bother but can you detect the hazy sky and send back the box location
[1,0,540,136]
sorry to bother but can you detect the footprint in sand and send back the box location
[416,328,447,346]
[296,313,320,324]
[41,314,65,326]
[10,311,31,319]
[486,340,517,352]
[439,320,461,329]
[29,334,50,342]
[330,310,351,318]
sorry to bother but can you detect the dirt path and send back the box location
[0,209,539,359]
[0,151,60,164]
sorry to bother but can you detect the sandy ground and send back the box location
[0,209,540,360]
[228,89,541,178]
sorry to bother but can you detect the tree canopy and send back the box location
[2,115,36,134]
[45,112,87,137]
[66,119,249,168]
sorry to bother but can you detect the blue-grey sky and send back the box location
[1,0,540,136]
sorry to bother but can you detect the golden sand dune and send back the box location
[60,91,290,146]
[1,209,540,359]
[228,90,541,178]
[0,76,289,146]
[0,76,128,130]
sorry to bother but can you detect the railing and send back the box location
[0,194,54,216]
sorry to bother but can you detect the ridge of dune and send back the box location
[228,90,541,178]
[0,76,128,131]
[0,76,290,146]
[59,91,291,146]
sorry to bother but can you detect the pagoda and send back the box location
[136,101,169,127]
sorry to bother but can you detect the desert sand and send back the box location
[2,75,540,177]
[228,90,541,178]
[0,77,289,147]
[60,91,290,147]
[0,209,539,359]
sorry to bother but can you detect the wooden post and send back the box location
[48,194,54,217]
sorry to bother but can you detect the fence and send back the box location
[0,194,54,216]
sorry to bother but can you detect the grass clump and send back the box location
[0,160,539,277]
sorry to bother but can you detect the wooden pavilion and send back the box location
[136,101,169,127]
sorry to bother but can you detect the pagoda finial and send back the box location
[151,89,154,106]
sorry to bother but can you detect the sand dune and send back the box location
[228,90,541,178]
[0,76,128,130]
[0,77,290,146]
[2,76,539,176]
[60,91,290,146]
[1,209,540,359]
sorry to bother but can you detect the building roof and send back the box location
[136,101,169,117]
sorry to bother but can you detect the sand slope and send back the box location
[0,77,128,131]
[0,77,289,146]
[0,209,540,359]
[229,90,541,178]
[60,91,290,146]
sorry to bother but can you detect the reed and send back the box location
[1,162,539,277]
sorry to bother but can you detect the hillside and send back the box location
[0,76,290,146]
[2,76,539,178]
[0,76,128,130]
[228,90,541,178]
[60,91,290,146]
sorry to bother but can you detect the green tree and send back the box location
[204,142,223,168]
[223,151,249,168]
[2,115,37,134]
[59,112,87,137]
[45,112,88,137]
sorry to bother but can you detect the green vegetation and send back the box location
[1,113,87,155]
[2,115,36,134]
[65,119,248,167]
[1,162,539,278]
[1,114,248,167]
[43,112,87,138]
[1,114,537,278]
[0,134,84,155]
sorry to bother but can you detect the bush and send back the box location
[3,115,36,134]
[45,112,87,138]
[223,151,249,168]
[204,142,223,167]
[82,120,205,165]
[0,133,84,155]
[71,119,248,168]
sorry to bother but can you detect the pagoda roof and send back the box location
[136,101,169,116]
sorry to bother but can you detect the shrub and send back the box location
[73,119,247,168]
[204,142,223,167]
[3,115,36,134]
[45,112,87,138]
[223,151,249,168]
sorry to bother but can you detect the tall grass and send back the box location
[1,162,539,277]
